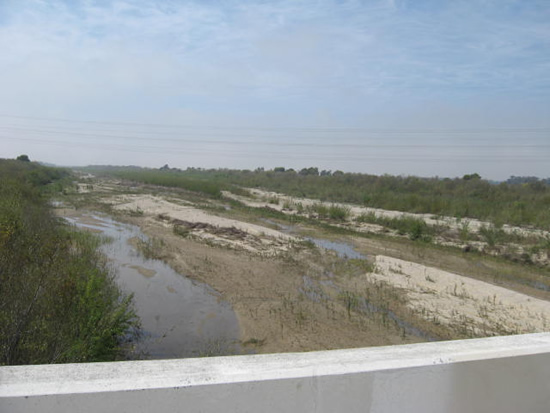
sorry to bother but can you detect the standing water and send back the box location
[64,212,240,359]
[261,218,367,259]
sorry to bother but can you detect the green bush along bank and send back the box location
[0,159,138,365]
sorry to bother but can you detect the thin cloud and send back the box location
[0,0,548,178]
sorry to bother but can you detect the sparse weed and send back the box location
[242,337,266,347]
[127,206,144,217]
[338,291,360,319]
[197,338,236,357]
[135,237,166,260]
[356,212,433,242]
[459,220,471,242]
[328,204,351,221]
[173,225,191,238]
[309,203,329,218]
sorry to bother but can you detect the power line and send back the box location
[0,114,549,134]
[1,130,549,149]
[0,126,550,149]
[2,134,548,162]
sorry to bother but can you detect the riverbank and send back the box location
[59,209,240,358]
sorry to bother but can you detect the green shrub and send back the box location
[328,205,351,221]
[479,224,505,247]
[0,159,137,365]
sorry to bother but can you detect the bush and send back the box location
[355,212,432,241]
[0,160,137,365]
[479,224,505,247]
[328,205,351,221]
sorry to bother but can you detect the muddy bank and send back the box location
[118,213,422,354]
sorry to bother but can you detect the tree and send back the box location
[462,173,481,181]
[16,154,30,162]
[299,167,319,176]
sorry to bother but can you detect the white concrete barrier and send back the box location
[1,333,550,413]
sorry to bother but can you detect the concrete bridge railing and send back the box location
[1,333,550,412]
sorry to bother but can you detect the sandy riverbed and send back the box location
[106,194,297,255]
[60,180,550,354]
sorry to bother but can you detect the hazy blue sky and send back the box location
[0,0,548,179]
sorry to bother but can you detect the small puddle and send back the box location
[528,280,550,292]
[304,237,366,260]
[261,218,367,259]
[65,212,240,359]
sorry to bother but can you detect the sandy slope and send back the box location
[369,255,550,336]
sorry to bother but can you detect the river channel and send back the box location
[64,212,241,359]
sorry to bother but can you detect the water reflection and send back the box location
[65,213,240,359]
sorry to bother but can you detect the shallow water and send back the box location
[65,213,240,359]
[261,218,367,259]
[304,237,367,260]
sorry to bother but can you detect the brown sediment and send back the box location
[128,264,156,278]
[124,215,422,354]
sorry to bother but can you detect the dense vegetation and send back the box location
[84,165,224,198]
[0,159,137,365]
[83,165,550,229]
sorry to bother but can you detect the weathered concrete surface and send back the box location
[1,333,550,412]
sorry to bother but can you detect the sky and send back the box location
[0,0,549,180]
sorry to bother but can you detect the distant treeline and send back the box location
[0,159,137,365]
[84,165,226,198]
[506,176,550,186]
[83,165,550,228]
